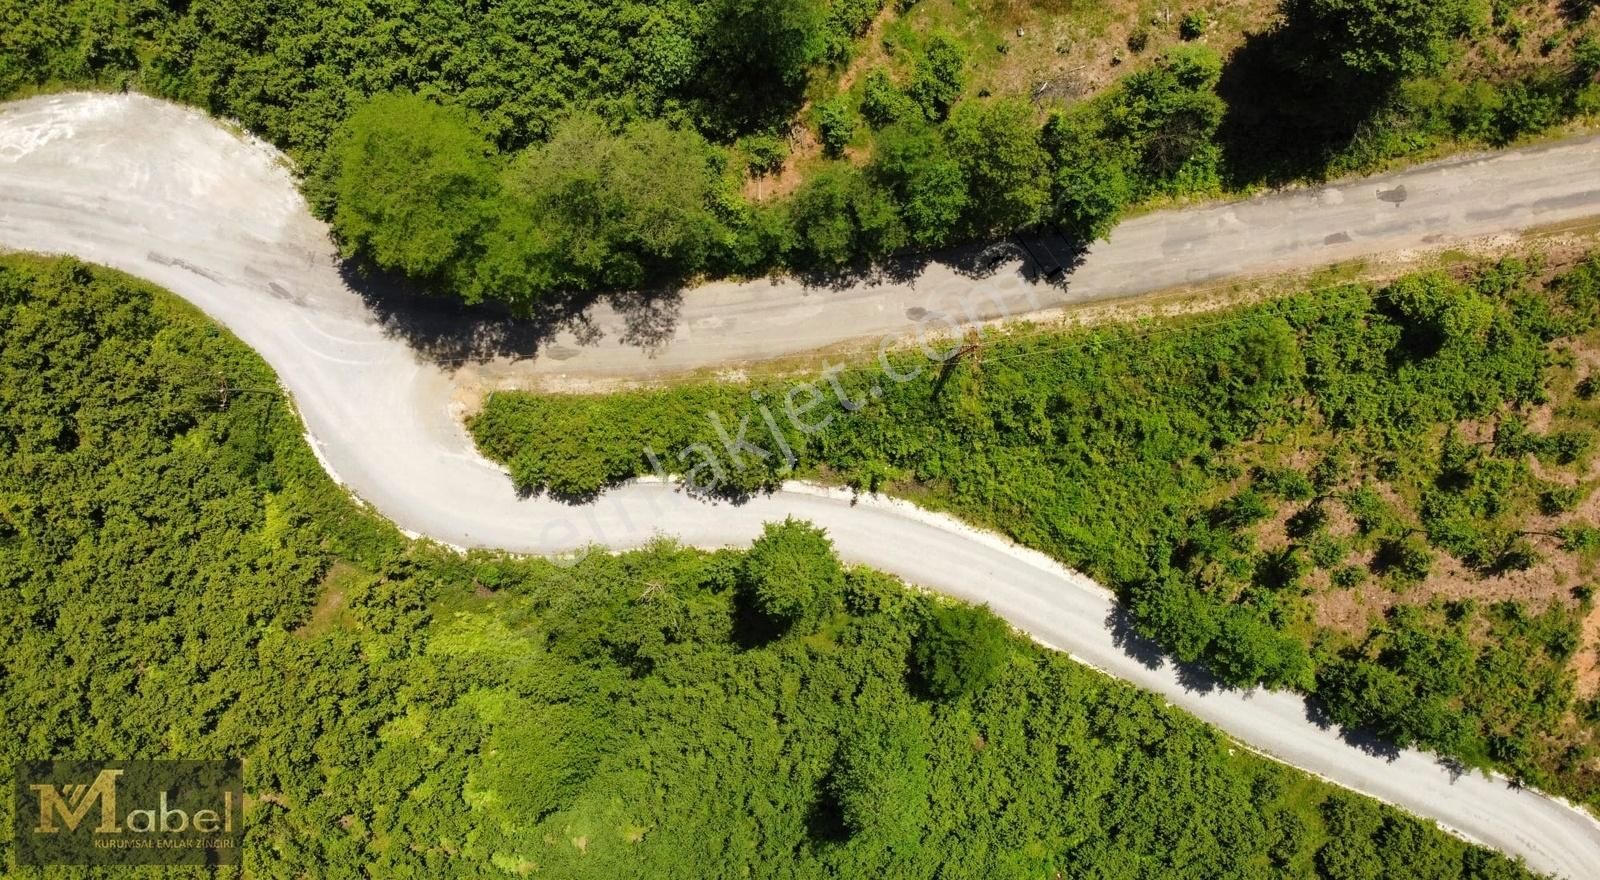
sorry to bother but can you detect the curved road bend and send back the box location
[2,93,1599,877]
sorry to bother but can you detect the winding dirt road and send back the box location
[4,92,1600,877]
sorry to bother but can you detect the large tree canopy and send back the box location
[945,99,1050,236]
[739,517,845,629]
[700,0,829,132]
[508,114,724,290]
[914,603,1012,698]
[1280,0,1480,81]
[329,94,502,285]
[869,121,969,248]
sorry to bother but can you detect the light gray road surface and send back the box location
[3,93,1599,878]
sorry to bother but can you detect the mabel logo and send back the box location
[14,760,243,866]
[31,768,123,833]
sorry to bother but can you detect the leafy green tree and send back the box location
[1045,47,1223,242]
[1385,272,1499,348]
[1280,0,1479,81]
[914,603,1010,698]
[1492,78,1566,145]
[329,93,501,287]
[907,34,966,121]
[1560,524,1600,553]
[831,710,930,847]
[739,518,844,629]
[743,134,791,176]
[1130,577,1220,662]
[1556,254,1600,328]
[1211,607,1312,687]
[1378,535,1435,582]
[945,99,1049,235]
[507,114,724,290]
[815,96,856,158]
[1224,317,1305,418]
[1108,46,1226,182]
[1577,35,1600,82]
[869,121,969,247]
[1050,150,1133,242]
[702,0,828,129]
[1214,488,1273,529]
[861,68,916,128]
[1044,110,1135,242]
[464,204,561,305]
[785,166,906,267]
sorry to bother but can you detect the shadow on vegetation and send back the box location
[1216,29,1394,187]
[1558,0,1594,23]
[730,589,788,650]
[804,770,849,844]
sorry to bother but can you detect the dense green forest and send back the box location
[0,258,1544,876]
[4,0,1597,303]
[473,252,1600,804]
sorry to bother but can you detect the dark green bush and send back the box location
[1179,11,1207,40]
[740,518,845,630]
[816,96,856,157]
[914,603,1011,698]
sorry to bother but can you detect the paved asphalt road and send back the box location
[4,92,1600,878]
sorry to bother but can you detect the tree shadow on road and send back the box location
[1106,605,1229,695]
[339,231,1080,372]
[1106,606,1177,670]
[1108,604,1413,762]
[1301,693,1404,761]
[338,260,685,369]
[794,233,1087,292]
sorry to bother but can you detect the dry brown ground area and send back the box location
[294,561,360,636]
[1460,0,1596,76]
[742,121,825,203]
[965,0,1276,102]
[745,0,1279,200]
[1226,246,1600,695]
[743,3,900,202]
[745,0,1595,201]
[1578,600,1600,693]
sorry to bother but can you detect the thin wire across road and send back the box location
[3,93,1600,878]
